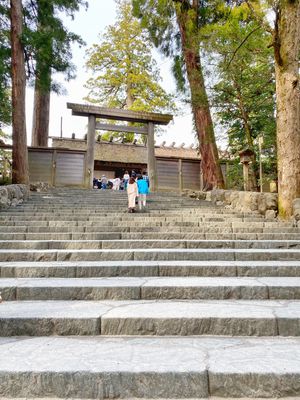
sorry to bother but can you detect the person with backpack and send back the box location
[142,171,150,188]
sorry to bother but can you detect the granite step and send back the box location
[1,239,300,250]
[1,260,300,278]
[1,248,300,262]
[1,225,299,234]
[0,215,268,223]
[0,299,299,336]
[1,232,300,241]
[0,336,300,398]
[1,276,300,301]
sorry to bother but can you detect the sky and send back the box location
[25,0,195,147]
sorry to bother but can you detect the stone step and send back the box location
[1,248,300,262]
[2,239,300,250]
[1,232,300,241]
[1,225,299,234]
[0,231,300,241]
[0,212,268,226]
[1,277,300,301]
[1,260,300,278]
[3,209,260,218]
[0,336,300,398]
[0,299,299,336]
[3,220,283,228]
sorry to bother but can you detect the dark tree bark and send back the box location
[31,83,50,147]
[10,0,29,184]
[31,0,53,147]
[174,0,224,189]
[273,0,300,218]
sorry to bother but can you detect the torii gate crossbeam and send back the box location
[67,103,173,191]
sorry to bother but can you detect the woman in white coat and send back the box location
[127,176,138,213]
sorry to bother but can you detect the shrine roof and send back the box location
[67,103,173,125]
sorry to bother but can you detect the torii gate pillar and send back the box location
[147,122,157,192]
[85,115,96,188]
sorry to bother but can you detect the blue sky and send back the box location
[25,0,194,146]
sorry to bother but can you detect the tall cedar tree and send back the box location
[10,0,29,183]
[245,0,300,218]
[132,0,224,189]
[0,1,11,129]
[23,0,86,147]
[273,0,300,218]
[84,0,175,143]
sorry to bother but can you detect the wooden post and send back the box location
[51,150,57,186]
[178,158,183,193]
[147,122,157,191]
[85,115,96,188]
[242,162,250,191]
[200,161,203,191]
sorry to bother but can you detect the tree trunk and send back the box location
[274,0,300,218]
[10,0,29,184]
[31,1,52,147]
[31,84,50,147]
[174,0,224,190]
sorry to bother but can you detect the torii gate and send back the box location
[67,103,173,191]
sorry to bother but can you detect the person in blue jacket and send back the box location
[136,175,149,211]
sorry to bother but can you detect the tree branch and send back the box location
[226,27,261,69]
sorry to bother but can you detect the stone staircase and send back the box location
[1,188,300,398]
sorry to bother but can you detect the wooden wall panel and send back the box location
[157,159,179,190]
[182,161,200,190]
[29,151,53,184]
[55,152,85,186]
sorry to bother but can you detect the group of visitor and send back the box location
[93,169,150,213]
[93,175,124,190]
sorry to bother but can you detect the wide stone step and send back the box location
[0,299,299,336]
[0,208,263,215]
[1,225,299,235]
[1,277,300,301]
[0,336,300,398]
[0,217,270,228]
[1,239,300,250]
[1,248,300,262]
[1,232,300,241]
[1,260,300,278]
[2,220,280,228]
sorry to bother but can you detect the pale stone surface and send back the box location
[0,184,29,209]
[101,300,280,336]
[2,299,300,336]
[0,336,300,398]
[184,189,279,217]
[0,336,208,398]
[209,339,300,396]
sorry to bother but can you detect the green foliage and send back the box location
[84,0,176,141]
[22,0,87,93]
[225,160,244,190]
[201,4,276,177]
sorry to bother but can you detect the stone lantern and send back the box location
[239,148,254,191]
